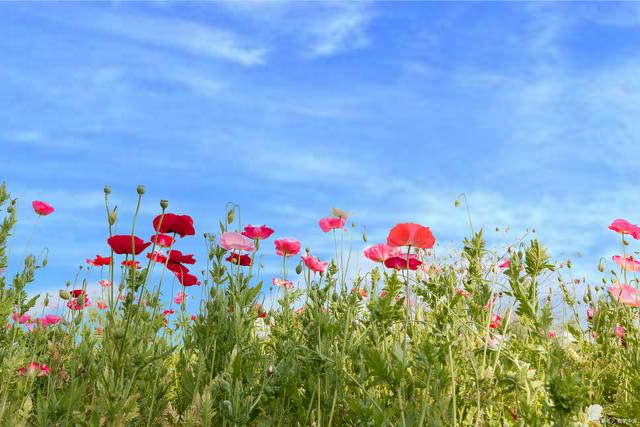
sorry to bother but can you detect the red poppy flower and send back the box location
[153,213,195,238]
[167,262,190,276]
[609,219,640,239]
[384,254,422,270]
[301,254,329,273]
[147,251,167,263]
[70,289,86,298]
[168,250,196,264]
[226,253,252,266]
[242,224,275,240]
[86,255,111,266]
[274,238,301,257]
[174,270,200,286]
[162,309,174,316]
[489,314,502,329]
[97,301,107,310]
[32,200,54,216]
[121,260,141,269]
[387,223,435,249]
[107,235,151,255]
[319,216,346,233]
[150,233,174,248]
[255,304,267,318]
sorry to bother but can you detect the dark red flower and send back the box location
[86,255,111,266]
[384,254,422,270]
[226,253,252,266]
[168,250,196,265]
[167,262,190,276]
[174,270,200,286]
[153,213,195,238]
[70,289,86,298]
[107,235,151,255]
[150,233,174,248]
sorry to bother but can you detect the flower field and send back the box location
[1,182,639,426]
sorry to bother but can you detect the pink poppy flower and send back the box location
[162,310,174,317]
[151,233,174,248]
[272,278,294,289]
[587,306,596,321]
[219,232,255,252]
[387,223,435,249]
[363,244,400,263]
[32,200,54,216]
[301,254,329,274]
[40,314,62,328]
[67,296,91,311]
[274,238,301,257]
[319,216,346,233]
[489,314,502,329]
[608,284,640,307]
[18,362,50,377]
[498,259,510,269]
[174,291,186,304]
[12,312,31,324]
[99,280,111,287]
[118,295,126,302]
[612,255,640,272]
[484,296,496,310]
[96,301,107,310]
[548,330,556,338]
[242,224,275,240]
[295,306,306,315]
[609,219,640,239]
[615,324,625,338]
[384,253,422,270]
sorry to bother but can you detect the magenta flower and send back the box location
[609,219,640,239]
[242,224,275,240]
[40,314,62,328]
[612,255,640,272]
[319,216,346,233]
[608,284,640,307]
[364,244,400,263]
[301,254,329,274]
[498,258,510,269]
[18,362,50,377]
[219,232,255,252]
[32,200,54,216]
[12,312,31,324]
[384,253,422,270]
[174,291,187,304]
[274,238,301,257]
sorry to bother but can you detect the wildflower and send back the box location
[67,296,91,310]
[484,296,496,310]
[549,330,556,338]
[319,216,346,233]
[455,288,470,298]
[99,280,111,287]
[162,309,174,316]
[150,233,174,248]
[272,278,294,289]
[387,223,435,249]
[487,334,505,350]
[121,260,141,269]
[301,254,329,273]
[352,287,368,298]
[586,306,596,321]
[174,271,200,287]
[615,324,625,338]
[86,255,111,266]
[220,232,256,252]
[152,213,195,238]
[18,362,50,377]
[242,224,275,240]
[107,235,151,255]
[608,284,640,307]
[168,250,196,264]
[174,291,186,304]
[489,314,502,329]
[39,314,62,328]
[32,200,54,216]
[12,312,31,324]
[363,244,400,263]
[147,251,167,263]
[226,253,252,266]
[384,253,422,270]
[95,327,103,335]
[612,255,640,272]
[96,301,107,310]
[190,315,197,321]
[167,261,190,276]
[274,238,301,257]
[295,306,306,315]
[608,218,640,239]
[255,304,267,318]
[498,258,510,269]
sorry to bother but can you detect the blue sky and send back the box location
[2,2,640,310]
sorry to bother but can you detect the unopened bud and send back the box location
[76,294,86,307]
[7,205,13,214]
[160,199,169,210]
[42,258,48,267]
[454,198,461,208]
[567,259,572,269]
[59,290,70,300]
[598,261,605,272]
[104,185,111,195]
[114,328,125,339]
[43,293,50,307]
[296,264,303,275]
[109,210,117,226]
[267,365,274,375]
[136,185,145,195]
[227,208,235,224]
[363,232,367,242]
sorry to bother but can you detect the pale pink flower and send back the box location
[609,219,640,239]
[587,306,596,321]
[612,255,640,272]
[456,288,470,298]
[363,244,400,263]
[219,232,256,252]
[174,291,187,304]
[548,330,556,338]
[18,362,50,377]
[272,278,294,289]
[615,324,625,338]
[12,312,31,324]
[99,280,111,287]
[498,258,510,269]
[608,284,640,307]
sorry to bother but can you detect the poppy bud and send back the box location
[227,208,234,224]
[59,290,70,300]
[114,328,125,339]
[454,198,461,208]
[136,185,145,195]
[104,185,111,195]
[351,221,356,228]
[305,247,310,254]
[332,291,338,302]
[6,205,13,214]
[109,210,117,226]
[160,199,169,210]
[362,232,367,242]
[598,261,605,272]
[76,294,86,307]
[296,264,303,275]
[43,293,50,307]
[42,258,48,267]
[567,259,572,269]
[623,239,629,246]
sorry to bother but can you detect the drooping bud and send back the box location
[109,208,117,226]
[454,197,461,208]
[227,208,235,224]
[42,258,48,267]
[567,259,572,269]
[295,263,303,275]
[59,290,70,300]
[43,293,50,307]
[6,205,13,214]
[136,185,145,195]
[160,199,169,210]
[104,185,111,195]
[598,260,605,272]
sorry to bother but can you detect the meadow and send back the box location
[0,181,638,426]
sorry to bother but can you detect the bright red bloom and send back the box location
[612,255,640,272]
[220,232,255,252]
[162,309,174,316]
[167,262,190,276]
[168,250,196,264]
[242,224,275,240]
[364,244,400,263]
[301,254,329,273]
[86,255,111,266]
[489,314,502,329]
[609,219,640,239]
[608,284,640,307]
[174,270,200,286]
[352,287,368,298]
[70,289,86,298]
[32,200,54,216]
[107,235,151,255]
[384,253,422,270]
[18,362,50,377]
[147,251,167,263]
[274,238,301,257]
[153,213,195,238]
[151,233,174,248]
[387,223,435,249]
[121,260,141,269]
[226,253,252,266]
[97,301,107,310]
[255,304,267,318]
[319,216,346,233]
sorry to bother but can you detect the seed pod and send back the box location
[104,185,111,195]
[59,290,70,300]
[136,185,145,195]
[227,208,234,224]
[567,259,572,269]
[332,291,339,302]
[160,199,169,209]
